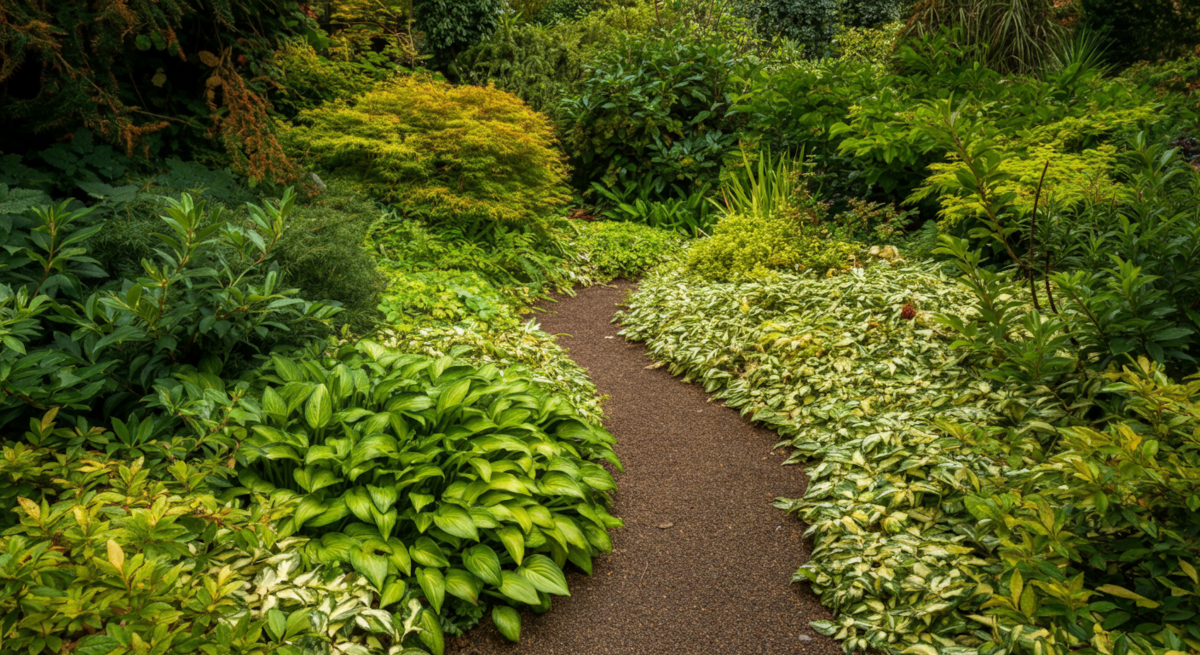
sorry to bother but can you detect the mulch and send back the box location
[451,281,843,655]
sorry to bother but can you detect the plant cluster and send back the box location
[284,75,570,228]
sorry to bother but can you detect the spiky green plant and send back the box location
[904,0,1064,74]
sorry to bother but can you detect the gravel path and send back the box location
[452,281,842,655]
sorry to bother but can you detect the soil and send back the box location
[451,281,842,655]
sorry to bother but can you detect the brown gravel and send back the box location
[452,281,842,655]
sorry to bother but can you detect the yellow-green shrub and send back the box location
[283,75,570,226]
[685,205,860,281]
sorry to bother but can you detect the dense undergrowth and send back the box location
[5,0,1200,653]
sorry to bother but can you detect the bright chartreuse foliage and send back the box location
[284,75,571,227]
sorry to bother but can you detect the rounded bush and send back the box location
[283,75,571,227]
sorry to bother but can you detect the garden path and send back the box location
[452,281,842,655]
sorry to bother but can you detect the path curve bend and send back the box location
[453,281,841,655]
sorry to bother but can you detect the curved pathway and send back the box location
[452,281,841,655]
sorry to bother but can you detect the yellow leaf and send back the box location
[1096,584,1160,608]
[199,50,221,67]
[16,497,39,521]
[107,539,125,573]
[1178,558,1198,585]
[151,68,167,88]
[40,407,59,432]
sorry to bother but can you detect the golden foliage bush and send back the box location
[283,75,570,225]
[685,205,861,281]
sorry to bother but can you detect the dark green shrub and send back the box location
[562,24,753,202]
[840,0,903,27]
[460,4,660,123]
[272,183,385,332]
[1080,0,1200,68]
[754,0,840,59]
[284,75,570,228]
[0,188,340,429]
[414,0,504,64]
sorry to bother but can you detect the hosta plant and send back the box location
[237,341,623,642]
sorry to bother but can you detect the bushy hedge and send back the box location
[284,75,570,227]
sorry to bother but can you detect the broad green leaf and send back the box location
[308,499,350,527]
[417,567,446,613]
[380,580,407,608]
[344,487,374,523]
[367,484,398,512]
[498,570,540,605]
[518,554,570,596]
[418,608,444,655]
[293,495,328,530]
[305,384,332,429]
[410,537,450,568]
[267,609,286,641]
[444,568,481,605]
[261,386,287,418]
[463,544,502,586]
[553,515,588,550]
[409,492,435,512]
[387,538,412,576]
[436,378,471,416]
[433,504,479,541]
[492,605,521,642]
[498,525,525,565]
[539,472,585,499]
[351,547,388,590]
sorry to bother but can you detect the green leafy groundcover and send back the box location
[239,341,623,642]
[617,261,1023,654]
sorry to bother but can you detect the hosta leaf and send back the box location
[497,525,525,565]
[294,495,327,530]
[387,392,433,412]
[380,580,406,608]
[409,492,435,512]
[579,464,616,491]
[444,568,481,605]
[501,503,533,533]
[417,567,446,613]
[371,506,398,540]
[344,487,374,523]
[566,546,593,575]
[518,554,570,596]
[261,386,287,418]
[305,384,333,429]
[553,515,588,550]
[410,537,450,568]
[418,608,444,655]
[309,499,350,528]
[386,538,412,576]
[468,457,493,482]
[433,504,478,541]
[498,570,540,605]
[463,544,503,585]
[469,506,500,529]
[582,523,612,552]
[350,547,388,590]
[367,484,398,512]
[492,605,521,643]
[436,378,472,417]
